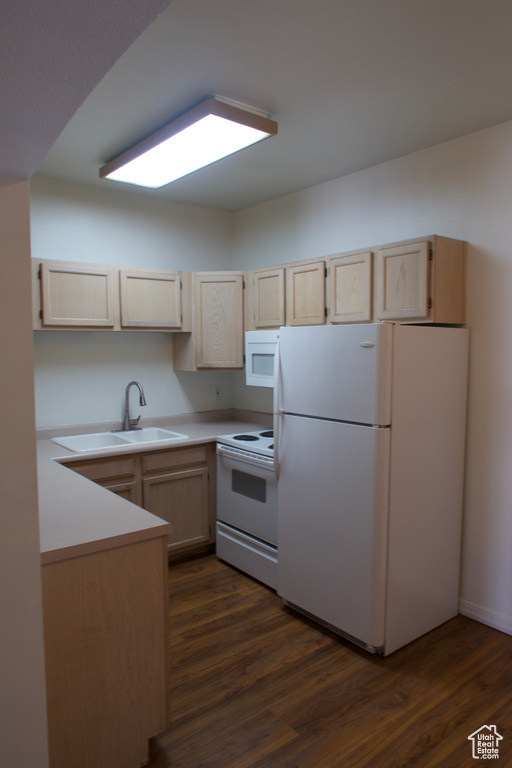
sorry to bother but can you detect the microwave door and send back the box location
[250,347,274,386]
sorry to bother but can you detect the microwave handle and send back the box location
[273,339,281,479]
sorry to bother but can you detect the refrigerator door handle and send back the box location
[273,338,281,479]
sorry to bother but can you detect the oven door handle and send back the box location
[216,444,275,471]
[273,337,281,480]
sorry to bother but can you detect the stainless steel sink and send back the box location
[52,427,188,453]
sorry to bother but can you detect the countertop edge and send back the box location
[40,524,172,566]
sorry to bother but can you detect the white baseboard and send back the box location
[459,599,512,636]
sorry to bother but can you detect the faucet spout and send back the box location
[122,381,147,431]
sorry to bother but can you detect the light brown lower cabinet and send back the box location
[66,443,214,555]
[42,535,169,768]
[67,453,142,505]
[143,467,209,550]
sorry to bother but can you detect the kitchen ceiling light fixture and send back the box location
[99,96,278,188]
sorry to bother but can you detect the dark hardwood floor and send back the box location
[148,555,512,768]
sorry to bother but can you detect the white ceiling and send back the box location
[0,0,171,183]
[29,0,512,211]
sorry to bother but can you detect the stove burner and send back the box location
[233,434,259,441]
[259,430,273,438]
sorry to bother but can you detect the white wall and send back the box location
[33,331,234,428]
[30,178,234,427]
[30,177,233,271]
[0,179,49,767]
[231,120,512,636]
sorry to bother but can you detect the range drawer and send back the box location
[216,522,277,590]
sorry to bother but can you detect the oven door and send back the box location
[216,446,277,546]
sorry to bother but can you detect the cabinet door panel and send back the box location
[253,267,285,328]
[328,252,372,323]
[40,262,116,327]
[143,467,209,551]
[194,272,244,368]
[120,269,181,328]
[104,481,142,505]
[286,261,326,326]
[376,242,429,321]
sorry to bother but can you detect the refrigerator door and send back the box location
[277,414,390,650]
[278,323,393,425]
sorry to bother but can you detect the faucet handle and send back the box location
[129,415,141,428]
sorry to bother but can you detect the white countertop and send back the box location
[37,412,270,565]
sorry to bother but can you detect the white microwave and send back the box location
[245,330,280,387]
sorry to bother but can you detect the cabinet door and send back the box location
[119,269,182,329]
[252,267,285,328]
[286,261,326,326]
[143,467,209,552]
[194,272,244,368]
[104,481,141,505]
[328,252,373,323]
[376,242,429,321]
[40,261,117,328]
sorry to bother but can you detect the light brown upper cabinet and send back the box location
[327,251,373,324]
[119,268,183,329]
[376,241,429,321]
[33,234,465,339]
[33,259,190,332]
[251,267,286,329]
[375,236,466,324]
[286,260,326,326]
[173,271,245,370]
[37,261,118,329]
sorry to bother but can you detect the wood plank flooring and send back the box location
[148,555,512,768]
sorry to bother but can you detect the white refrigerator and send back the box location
[275,323,469,655]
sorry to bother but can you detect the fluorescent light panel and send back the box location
[100,97,277,188]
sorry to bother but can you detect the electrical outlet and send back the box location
[214,386,222,401]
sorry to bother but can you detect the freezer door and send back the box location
[278,323,393,425]
[277,414,390,650]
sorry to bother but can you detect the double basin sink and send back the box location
[52,427,188,453]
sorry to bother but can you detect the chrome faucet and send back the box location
[122,381,147,431]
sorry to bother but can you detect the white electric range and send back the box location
[215,429,277,589]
